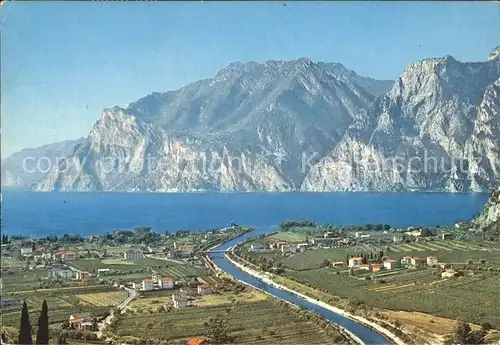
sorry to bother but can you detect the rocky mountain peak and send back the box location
[3,52,498,193]
[488,46,500,61]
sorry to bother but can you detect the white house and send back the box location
[158,276,174,290]
[48,266,74,280]
[280,244,298,253]
[426,256,438,266]
[21,247,33,255]
[348,257,363,267]
[97,268,110,277]
[141,279,154,291]
[383,259,399,270]
[124,248,143,261]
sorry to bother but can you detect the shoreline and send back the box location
[224,250,406,345]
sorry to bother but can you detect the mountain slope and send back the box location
[35,59,380,191]
[302,55,500,192]
[1,138,87,189]
[17,50,500,193]
[472,187,500,239]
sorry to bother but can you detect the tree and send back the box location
[36,300,49,345]
[453,319,472,344]
[206,314,230,344]
[19,301,33,345]
[57,332,68,345]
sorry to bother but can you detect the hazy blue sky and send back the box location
[2,1,499,157]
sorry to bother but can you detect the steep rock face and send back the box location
[302,56,500,192]
[488,46,500,61]
[472,187,500,239]
[30,52,500,192]
[36,59,380,192]
[465,78,500,191]
[1,138,87,189]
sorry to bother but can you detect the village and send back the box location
[246,225,467,279]
[0,226,257,345]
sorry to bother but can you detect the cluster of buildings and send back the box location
[48,265,91,282]
[249,231,352,254]
[1,243,78,262]
[137,274,175,291]
[68,313,95,331]
[345,255,450,273]
[171,283,216,309]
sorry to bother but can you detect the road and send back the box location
[96,286,137,339]
[208,231,404,345]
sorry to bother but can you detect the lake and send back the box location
[0,190,489,237]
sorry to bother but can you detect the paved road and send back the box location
[96,286,137,339]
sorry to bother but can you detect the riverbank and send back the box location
[226,247,406,345]
[207,246,363,345]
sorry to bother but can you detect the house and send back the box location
[75,271,90,280]
[53,251,77,261]
[152,273,161,283]
[383,259,399,270]
[97,268,110,277]
[21,246,33,255]
[438,262,449,269]
[197,284,215,295]
[355,232,363,238]
[310,238,333,247]
[250,243,267,252]
[186,337,208,345]
[280,243,298,253]
[441,233,454,240]
[426,256,438,266]
[410,257,424,267]
[401,256,413,266]
[454,221,469,230]
[323,232,338,238]
[172,292,188,308]
[69,314,94,331]
[141,279,154,291]
[296,243,309,250]
[371,264,383,272]
[393,235,405,243]
[123,248,143,261]
[359,264,371,271]
[441,269,458,279]
[48,266,74,280]
[331,261,345,267]
[348,257,363,267]
[158,276,174,290]
[405,229,422,237]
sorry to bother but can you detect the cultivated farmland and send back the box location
[112,299,351,345]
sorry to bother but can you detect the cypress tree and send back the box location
[36,300,49,345]
[19,301,33,345]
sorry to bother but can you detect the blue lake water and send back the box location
[0,190,489,237]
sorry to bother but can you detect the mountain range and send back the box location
[2,47,499,192]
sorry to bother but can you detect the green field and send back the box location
[285,267,500,328]
[1,284,116,342]
[239,234,500,328]
[265,232,309,243]
[280,240,500,271]
[71,258,207,279]
[112,299,349,345]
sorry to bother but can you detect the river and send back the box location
[209,231,392,345]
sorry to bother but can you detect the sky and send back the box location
[1,1,499,158]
